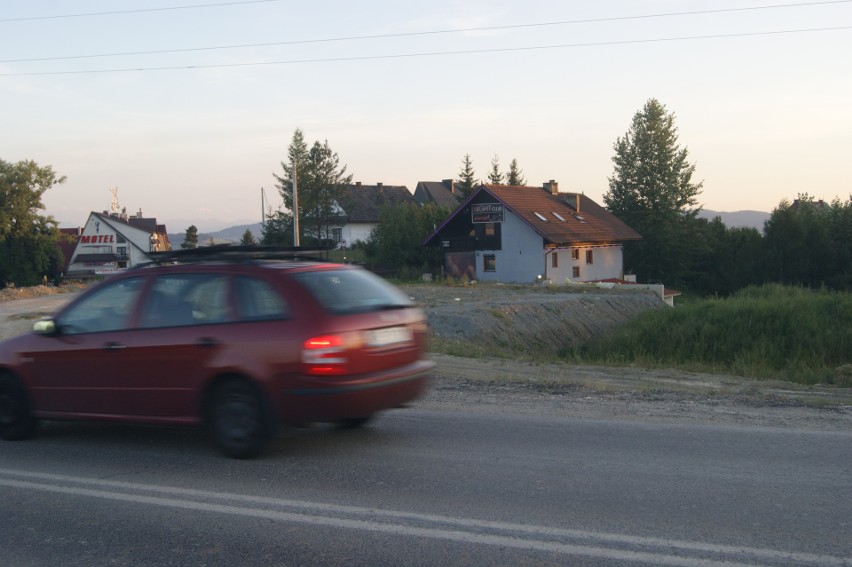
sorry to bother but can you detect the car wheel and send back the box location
[207,380,267,459]
[0,374,37,441]
[335,415,373,429]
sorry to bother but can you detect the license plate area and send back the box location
[365,326,413,348]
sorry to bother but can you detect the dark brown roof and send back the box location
[93,211,167,235]
[483,185,641,245]
[337,184,415,223]
[413,180,461,208]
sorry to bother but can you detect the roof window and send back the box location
[552,212,566,222]
[533,212,548,221]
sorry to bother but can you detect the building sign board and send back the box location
[471,203,504,223]
[79,234,116,244]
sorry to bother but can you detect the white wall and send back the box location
[341,223,375,246]
[545,245,624,283]
[474,213,545,283]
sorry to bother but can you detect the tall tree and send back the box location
[271,130,352,245]
[181,225,198,249]
[487,154,504,185]
[0,159,66,286]
[506,158,526,186]
[456,153,477,198]
[604,99,703,285]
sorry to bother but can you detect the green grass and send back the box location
[580,285,852,386]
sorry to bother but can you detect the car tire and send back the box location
[207,380,267,459]
[0,374,37,441]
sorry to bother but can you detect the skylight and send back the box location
[533,212,548,221]
[552,212,566,221]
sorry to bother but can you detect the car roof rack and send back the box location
[143,245,333,266]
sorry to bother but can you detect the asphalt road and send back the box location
[1,405,850,567]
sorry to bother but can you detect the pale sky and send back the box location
[2,0,850,232]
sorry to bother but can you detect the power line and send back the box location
[0,0,282,23]
[1,0,850,63]
[2,26,849,77]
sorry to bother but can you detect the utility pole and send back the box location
[292,160,300,247]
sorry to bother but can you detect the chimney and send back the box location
[137,208,143,219]
[565,193,582,213]
[443,179,455,194]
[356,181,361,186]
[543,180,558,195]
[377,182,383,188]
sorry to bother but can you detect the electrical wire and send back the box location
[2,25,849,77]
[0,0,282,23]
[2,0,849,63]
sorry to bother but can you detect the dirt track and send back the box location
[2,283,851,431]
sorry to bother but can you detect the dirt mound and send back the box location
[400,283,665,350]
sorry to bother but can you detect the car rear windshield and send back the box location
[291,268,414,315]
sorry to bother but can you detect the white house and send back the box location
[332,182,416,246]
[66,209,171,278]
[424,182,642,284]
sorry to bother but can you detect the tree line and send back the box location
[3,100,849,294]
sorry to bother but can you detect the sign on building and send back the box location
[471,203,504,223]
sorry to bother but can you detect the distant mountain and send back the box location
[169,222,262,248]
[697,209,770,231]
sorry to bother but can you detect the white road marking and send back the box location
[0,468,848,567]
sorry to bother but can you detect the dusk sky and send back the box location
[2,0,850,232]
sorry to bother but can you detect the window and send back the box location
[292,269,413,315]
[552,212,566,222]
[117,246,127,258]
[573,266,580,278]
[235,276,289,321]
[572,249,580,260]
[140,274,230,328]
[484,254,496,272]
[551,253,558,268]
[57,277,143,334]
[586,250,594,265]
[484,223,495,237]
[533,212,548,221]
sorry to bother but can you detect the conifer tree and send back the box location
[506,158,526,186]
[604,99,702,285]
[456,153,477,198]
[487,154,504,185]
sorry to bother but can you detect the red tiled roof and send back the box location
[481,185,641,245]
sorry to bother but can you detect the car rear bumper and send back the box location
[277,359,434,425]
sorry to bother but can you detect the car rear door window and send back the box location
[235,276,289,321]
[140,274,230,328]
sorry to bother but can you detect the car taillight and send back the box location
[302,333,357,376]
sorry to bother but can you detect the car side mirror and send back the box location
[33,319,57,335]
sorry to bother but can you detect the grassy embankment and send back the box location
[580,285,851,387]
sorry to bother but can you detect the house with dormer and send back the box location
[423,182,641,283]
[66,209,171,277]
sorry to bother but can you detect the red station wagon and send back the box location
[0,248,433,457]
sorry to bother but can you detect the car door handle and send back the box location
[103,342,127,351]
[197,337,218,348]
